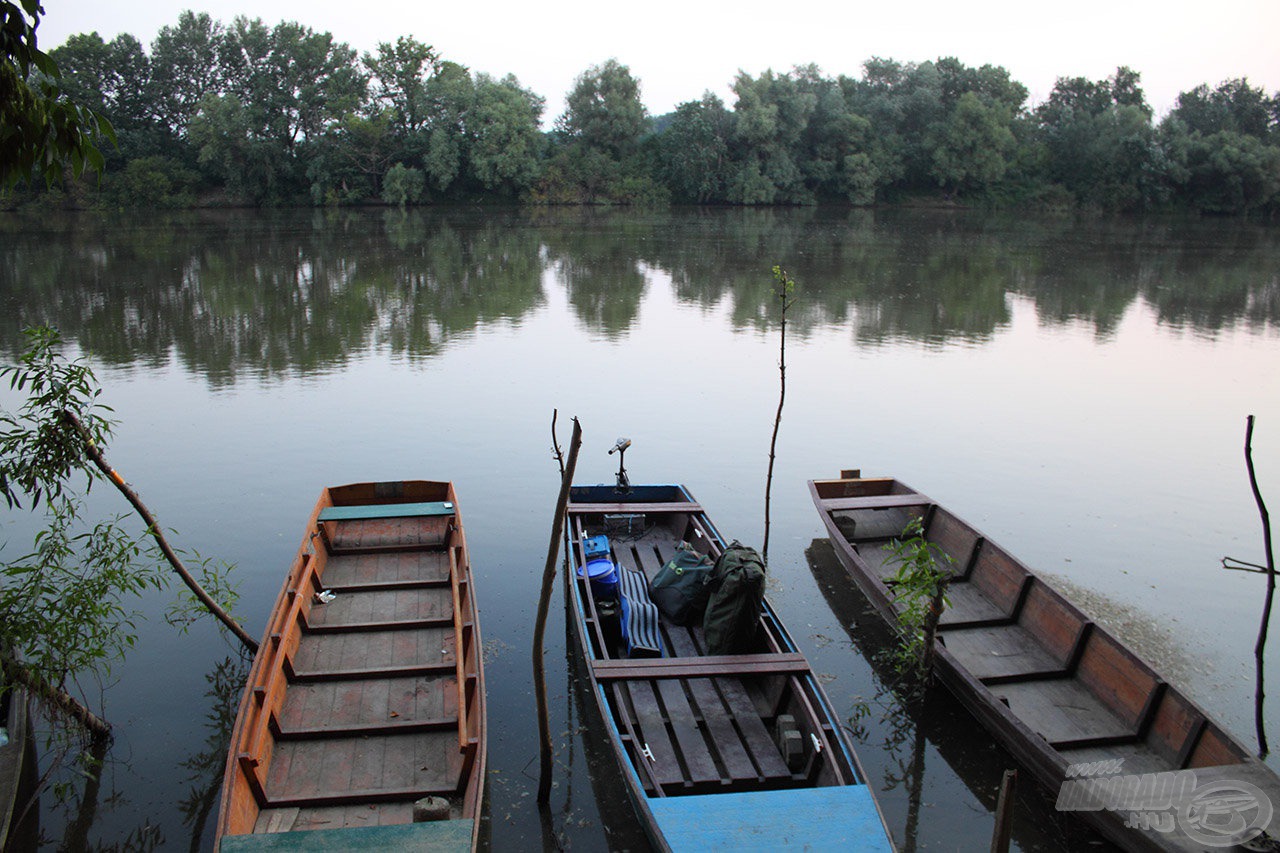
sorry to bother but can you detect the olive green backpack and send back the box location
[702,540,765,655]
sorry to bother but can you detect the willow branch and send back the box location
[61,411,259,654]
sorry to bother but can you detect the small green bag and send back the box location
[649,541,715,625]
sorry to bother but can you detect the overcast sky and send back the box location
[35,0,1280,124]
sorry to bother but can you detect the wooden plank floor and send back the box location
[992,679,1134,745]
[251,519,464,835]
[320,552,450,589]
[939,624,1064,681]
[855,534,1137,749]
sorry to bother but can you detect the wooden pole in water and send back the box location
[534,416,582,803]
[763,265,795,565]
[990,769,1017,853]
[1243,415,1275,757]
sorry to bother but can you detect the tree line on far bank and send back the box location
[9,10,1280,215]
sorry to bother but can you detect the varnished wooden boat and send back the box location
[811,471,1280,851]
[566,483,895,852]
[216,481,485,851]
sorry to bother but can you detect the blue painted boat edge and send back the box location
[647,786,893,851]
[218,818,475,852]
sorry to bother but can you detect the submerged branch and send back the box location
[0,656,110,739]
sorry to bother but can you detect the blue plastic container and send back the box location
[579,557,619,601]
[583,535,611,561]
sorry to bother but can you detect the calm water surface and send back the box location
[1,207,1278,851]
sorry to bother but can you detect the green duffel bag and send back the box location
[703,540,766,655]
[649,541,715,625]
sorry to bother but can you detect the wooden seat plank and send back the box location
[820,494,932,511]
[569,501,701,515]
[593,653,810,681]
[318,502,456,522]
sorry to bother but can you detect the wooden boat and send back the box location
[811,471,1280,852]
[566,483,895,852]
[216,481,485,852]
[1,675,31,851]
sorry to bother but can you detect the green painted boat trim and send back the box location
[317,501,455,522]
[219,818,474,851]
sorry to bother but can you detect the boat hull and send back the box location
[810,472,1280,852]
[216,481,485,851]
[566,483,894,852]
[0,678,34,852]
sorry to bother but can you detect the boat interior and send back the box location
[222,481,482,842]
[812,476,1251,778]
[567,486,859,799]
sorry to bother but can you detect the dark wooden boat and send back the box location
[811,471,1280,852]
[566,483,894,852]
[216,481,485,852]
[0,675,31,851]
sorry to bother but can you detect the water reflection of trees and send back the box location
[0,208,546,385]
[1,209,1275,378]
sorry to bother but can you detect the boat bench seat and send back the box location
[619,568,663,658]
[317,501,456,522]
[317,503,455,553]
[592,652,810,680]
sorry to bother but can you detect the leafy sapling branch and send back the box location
[884,517,954,679]
[1,326,252,741]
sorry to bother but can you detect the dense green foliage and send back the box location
[7,10,1279,213]
[0,0,114,187]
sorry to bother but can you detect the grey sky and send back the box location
[36,0,1280,123]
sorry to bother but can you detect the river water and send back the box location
[1,206,1278,850]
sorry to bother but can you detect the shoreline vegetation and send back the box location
[5,10,1279,216]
